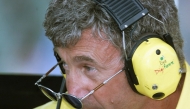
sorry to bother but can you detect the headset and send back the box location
[125,33,181,99]
[93,0,182,100]
[54,0,182,104]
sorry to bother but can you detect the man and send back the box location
[35,0,190,109]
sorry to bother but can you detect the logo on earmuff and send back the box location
[154,55,174,74]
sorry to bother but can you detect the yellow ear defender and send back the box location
[126,33,181,100]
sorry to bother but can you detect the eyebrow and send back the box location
[53,47,97,64]
[73,55,96,64]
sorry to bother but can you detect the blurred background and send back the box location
[0,0,189,108]
[0,0,190,76]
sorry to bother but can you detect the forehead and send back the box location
[72,29,117,54]
[55,28,121,64]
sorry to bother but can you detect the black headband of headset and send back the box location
[93,0,149,31]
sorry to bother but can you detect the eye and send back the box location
[83,65,97,73]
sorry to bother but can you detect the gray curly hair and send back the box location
[44,0,185,68]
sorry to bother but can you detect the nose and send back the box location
[66,72,89,99]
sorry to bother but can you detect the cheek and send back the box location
[92,72,130,105]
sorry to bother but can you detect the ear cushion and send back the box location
[125,33,181,100]
[125,59,142,95]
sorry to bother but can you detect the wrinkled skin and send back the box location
[55,29,181,109]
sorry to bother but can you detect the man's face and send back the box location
[56,29,145,109]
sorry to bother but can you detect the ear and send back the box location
[125,33,181,100]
